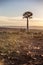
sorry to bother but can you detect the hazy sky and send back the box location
[0,0,43,26]
[0,0,43,18]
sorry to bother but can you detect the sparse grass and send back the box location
[0,28,43,65]
[0,29,43,54]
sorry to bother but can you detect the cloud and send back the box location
[0,16,26,26]
[0,16,43,26]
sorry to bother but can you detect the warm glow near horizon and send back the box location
[0,16,43,27]
[0,0,43,27]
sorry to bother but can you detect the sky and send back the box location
[0,0,43,27]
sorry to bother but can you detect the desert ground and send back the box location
[0,28,43,65]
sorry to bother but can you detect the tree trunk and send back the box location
[27,18,29,31]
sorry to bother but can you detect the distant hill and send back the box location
[0,26,43,30]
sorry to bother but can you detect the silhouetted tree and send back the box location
[23,11,33,31]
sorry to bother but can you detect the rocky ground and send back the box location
[0,28,43,65]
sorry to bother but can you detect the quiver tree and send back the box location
[23,11,33,31]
